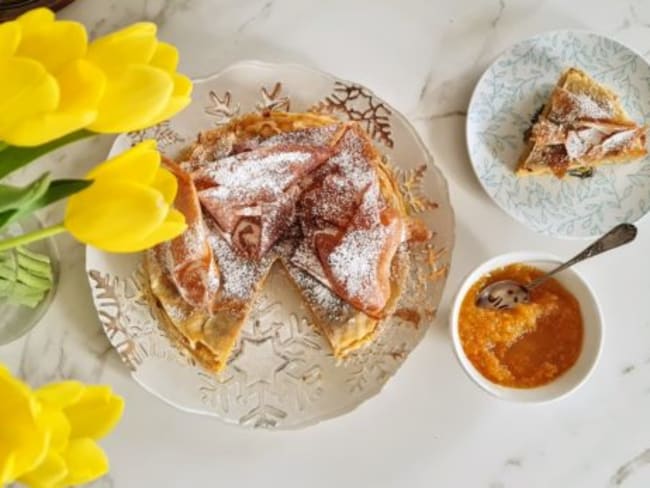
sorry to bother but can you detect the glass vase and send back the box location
[0,215,59,345]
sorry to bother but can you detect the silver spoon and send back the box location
[476,223,638,310]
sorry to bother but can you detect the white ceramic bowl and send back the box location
[450,252,603,403]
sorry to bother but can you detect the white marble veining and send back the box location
[2,0,650,486]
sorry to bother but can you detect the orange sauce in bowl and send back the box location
[458,263,583,388]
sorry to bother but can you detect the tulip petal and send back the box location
[0,59,104,146]
[0,57,58,134]
[36,381,84,409]
[147,95,191,126]
[2,110,97,147]
[124,208,187,252]
[39,408,70,452]
[88,65,174,133]
[150,41,179,72]
[63,386,124,440]
[171,73,193,98]
[0,370,40,411]
[146,73,192,125]
[87,140,160,185]
[58,438,108,486]
[0,452,16,486]
[16,7,54,28]
[0,373,49,482]
[16,19,87,74]
[151,167,178,205]
[0,21,21,58]
[165,207,186,226]
[86,22,157,76]
[65,179,168,252]
[57,59,106,112]
[0,371,36,417]
[18,452,67,488]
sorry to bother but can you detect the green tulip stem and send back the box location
[0,130,94,179]
[0,223,66,251]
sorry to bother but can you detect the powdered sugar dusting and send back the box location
[551,88,614,123]
[154,122,403,333]
[328,128,375,190]
[300,174,360,228]
[161,297,190,323]
[327,226,388,303]
[284,263,354,323]
[166,218,204,268]
[600,128,638,152]
[356,181,382,225]
[158,163,219,309]
[196,149,314,202]
[260,125,339,148]
[195,144,332,259]
[565,128,604,159]
[290,237,332,285]
[206,259,221,296]
[206,219,272,301]
[298,127,380,229]
[529,83,645,170]
[293,127,392,307]
[572,92,613,120]
[531,118,566,145]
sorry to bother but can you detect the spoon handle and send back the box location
[527,223,637,290]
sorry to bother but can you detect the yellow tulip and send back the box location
[86,22,192,133]
[0,366,50,486]
[0,8,106,146]
[21,382,124,487]
[0,8,190,147]
[64,140,186,253]
[63,386,124,439]
[0,365,125,488]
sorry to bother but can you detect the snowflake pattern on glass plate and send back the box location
[86,61,455,429]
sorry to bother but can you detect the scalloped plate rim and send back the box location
[88,60,456,429]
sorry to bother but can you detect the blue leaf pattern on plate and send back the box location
[467,30,650,238]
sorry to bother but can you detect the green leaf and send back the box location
[0,173,51,213]
[0,129,93,179]
[0,142,8,152]
[0,178,92,231]
[0,209,20,231]
[34,178,92,207]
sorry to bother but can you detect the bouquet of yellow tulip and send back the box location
[0,364,124,487]
[0,8,191,306]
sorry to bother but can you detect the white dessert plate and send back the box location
[467,30,650,238]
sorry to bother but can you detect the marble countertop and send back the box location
[3,0,650,486]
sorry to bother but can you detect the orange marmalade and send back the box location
[459,263,583,388]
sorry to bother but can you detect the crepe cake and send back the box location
[145,112,429,372]
[192,143,333,260]
[517,67,647,178]
[146,168,278,371]
[291,124,405,315]
[145,161,227,371]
